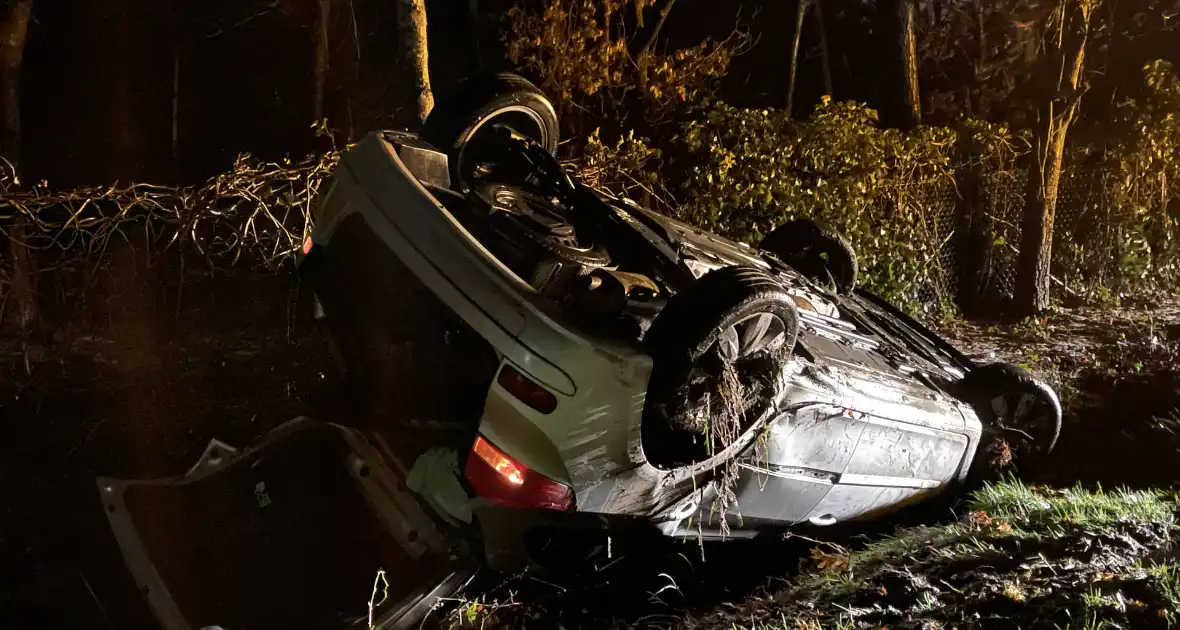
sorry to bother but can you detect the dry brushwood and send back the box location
[0,151,340,273]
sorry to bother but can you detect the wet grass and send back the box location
[971,478,1176,529]
[690,480,1180,630]
[1148,564,1180,624]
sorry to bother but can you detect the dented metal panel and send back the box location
[98,418,476,630]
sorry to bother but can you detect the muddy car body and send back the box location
[296,75,1062,540]
[98,74,1061,629]
[298,126,986,534]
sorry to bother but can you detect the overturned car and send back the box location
[98,74,1062,629]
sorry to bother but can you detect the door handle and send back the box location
[808,513,837,527]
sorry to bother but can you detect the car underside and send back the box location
[97,73,1063,630]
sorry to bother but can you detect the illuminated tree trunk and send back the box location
[1015,1,1093,316]
[1,0,34,331]
[785,0,812,115]
[397,0,433,124]
[876,0,921,130]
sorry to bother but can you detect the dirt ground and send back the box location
[936,298,1180,490]
[3,247,1179,629]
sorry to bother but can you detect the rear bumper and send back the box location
[298,132,658,512]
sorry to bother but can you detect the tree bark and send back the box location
[786,0,812,114]
[900,0,920,126]
[313,0,331,122]
[954,144,988,315]
[397,0,433,124]
[1,0,34,332]
[1014,1,1092,316]
[1,0,31,164]
[814,0,833,97]
[1015,115,1071,314]
[876,0,921,130]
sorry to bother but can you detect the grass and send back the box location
[1147,563,1180,624]
[690,480,1179,630]
[969,478,1176,529]
[1054,612,1124,630]
[734,616,854,630]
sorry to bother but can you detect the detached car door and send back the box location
[98,418,475,630]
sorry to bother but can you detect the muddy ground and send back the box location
[2,249,1179,630]
[937,299,1180,490]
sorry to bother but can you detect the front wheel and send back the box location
[958,362,1062,482]
[642,266,800,467]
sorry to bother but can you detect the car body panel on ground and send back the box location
[97,417,476,630]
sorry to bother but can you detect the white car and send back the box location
[96,73,1061,630]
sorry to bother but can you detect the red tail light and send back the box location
[465,435,574,511]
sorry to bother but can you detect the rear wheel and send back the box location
[420,73,560,192]
[642,266,800,467]
[959,362,1062,482]
[760,219,858,294]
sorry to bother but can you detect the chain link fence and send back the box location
[892,160,1178,314]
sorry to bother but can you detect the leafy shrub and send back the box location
[505,0,632,105]
[564,128,663,198]
[672,98,958,315]
[1100,60,1180,291]
[505,0,746,125]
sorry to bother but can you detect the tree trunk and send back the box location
[1014,1,1092,316]
[1,0,31,164]
[397,0,433,124]
[313,0,331,122]
[876,0,921,130]
[900,0,920,126]
[814,0,833,97]
[786,0,812,114]
[1,0,34,332]
[1015,115,1071,314]
[954,147,988,314]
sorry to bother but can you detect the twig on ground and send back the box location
[367,568,389,630]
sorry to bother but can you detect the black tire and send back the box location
[476,183,611,268]
[421,73,560,191]
[760,219,858,294]
[642,266,800,466]
[958,362,1062,482]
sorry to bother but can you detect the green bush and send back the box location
[1048,61,1180,302]
[551,59,1180,315]
[672,98,958,315]
[1100,60,1180,292]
